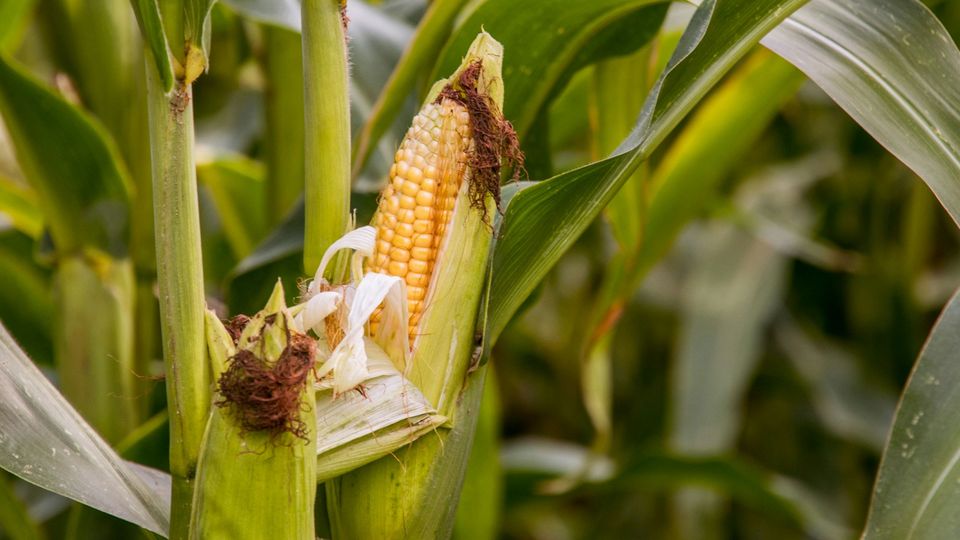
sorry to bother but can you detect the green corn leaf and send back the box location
[130,0,175,91]
[0,0,33,53]
[185,0,216,59]
[0,322,169,536]
[487,0,810,343]
[0,177,41,238]
[863,288,960,538]
[763,0,960,227]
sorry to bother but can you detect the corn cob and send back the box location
[330,32,522,540]
[369,99,474,340]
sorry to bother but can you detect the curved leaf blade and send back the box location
[487,0,809,341]
[130,0,175,91]
[0,323,169,536]
[864,288,960,538]
[763,0,960,227]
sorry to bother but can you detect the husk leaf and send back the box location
[189,281,316,539]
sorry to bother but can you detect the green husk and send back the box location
[190,282,316,539]
[302,0,351,275]
[328,32,504,539]
[53,255,136,444]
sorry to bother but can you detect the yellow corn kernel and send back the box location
[368,97,473,340]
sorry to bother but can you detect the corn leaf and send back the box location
[0,322,169,536]
[185,0,215,55]
[0,0,32,53]
[763,0,960,228]
[0,55,131,256]
[130,0,175,91]
[0,177,41,238]
[487,0,810,343]
[862,288,960,538]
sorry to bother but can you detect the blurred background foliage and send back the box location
[1,0,959,538]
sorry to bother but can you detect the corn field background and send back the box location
[2,0,960,538]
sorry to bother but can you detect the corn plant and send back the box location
[1,0,960,538]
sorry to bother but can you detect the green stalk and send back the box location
[146,64,209,539]
[302,0,351,275]
[262,25,305,223]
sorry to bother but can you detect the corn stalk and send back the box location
[144,46,208,540]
